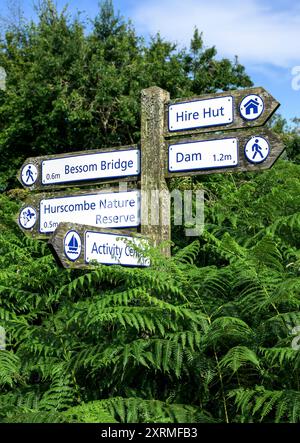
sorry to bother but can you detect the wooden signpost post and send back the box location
[16,85,285,268]
[140,87,171,256]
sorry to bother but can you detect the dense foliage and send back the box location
[0,0,299,424]
[1,161,300,423]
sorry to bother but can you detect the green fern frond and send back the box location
[66,397,215,423]
[249,237,283,271]
[173,240,200,264]
[260,347,300,368]
[203,317,254,348]
[38,372,75,411]
[229,387,300,423]
[266,213,300,240]
[0,351,20,387]
[220,346,261,373]
[62,401,117,423]
[2,410,64,423]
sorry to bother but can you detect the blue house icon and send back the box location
[244,98,259,115]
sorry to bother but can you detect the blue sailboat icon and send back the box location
[67,234,79,254]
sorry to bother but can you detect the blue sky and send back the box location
[1,0,299,123]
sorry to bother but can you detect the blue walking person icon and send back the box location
[244,136,270,164]
[21,163,38,186]
[26,165,34,183]
[252,139,264,160]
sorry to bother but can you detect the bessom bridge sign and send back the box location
[18,145,140,191]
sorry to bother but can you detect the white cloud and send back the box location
[131,0,300,68]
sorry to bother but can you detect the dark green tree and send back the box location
[0,0,252,190]
[185,27,252,94]
[269,114,300,163]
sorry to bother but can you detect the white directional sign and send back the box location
[41,149,140,185]
[85,231,150,267]
[18,185,144,239]
[166,128,285,178]
[35,190,140,234]
[168,96,233,132]
[168,137,238,172]
[49,223,150,268]
[166,87,280,137]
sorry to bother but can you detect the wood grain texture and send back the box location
[164,87,280,137]
[140,87,171,256]
[165,127,284,178]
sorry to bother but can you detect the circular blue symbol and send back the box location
[21,163,38,186]
[244,136,270,164]
[19,206,37,229]
[240,94,264,121]
[64,230,81,262]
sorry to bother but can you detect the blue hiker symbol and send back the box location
[252,139,264,160]
[244,136,270,164]
[21,163,38,186]
[26,165,34,183]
